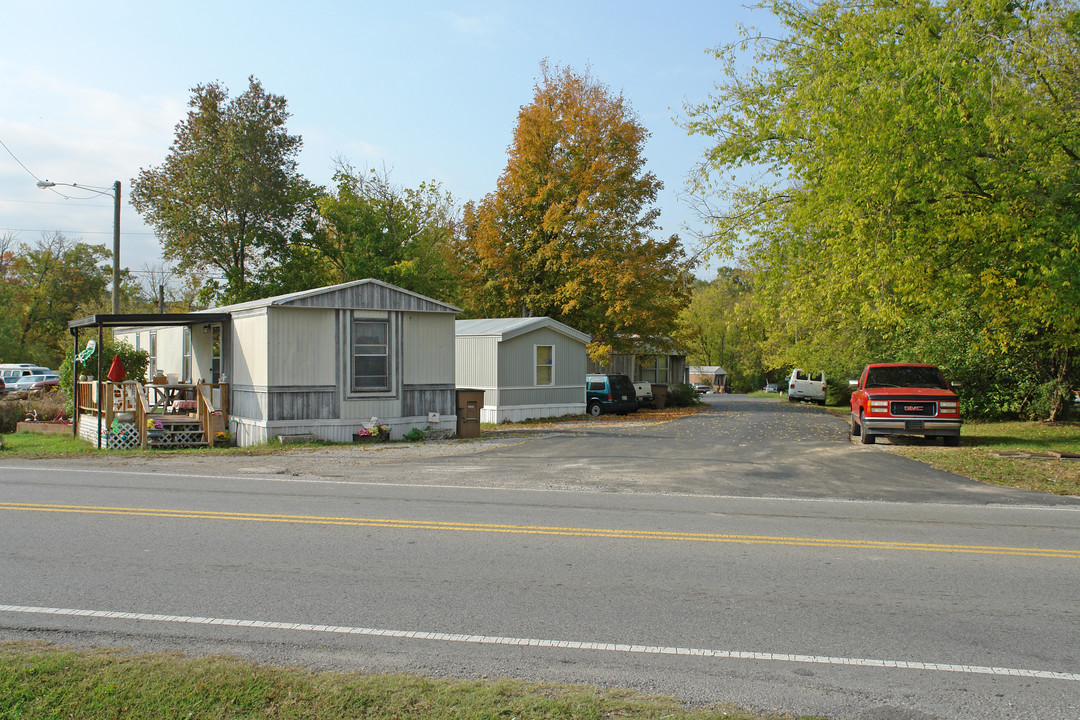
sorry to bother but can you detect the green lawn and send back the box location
[884,420,1080,495]
[805,402,1080,495]
[0,642,824,720]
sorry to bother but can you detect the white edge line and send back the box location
[2,465,1078,512]
[1,604,1077,683]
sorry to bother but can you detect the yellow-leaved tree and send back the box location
[455,62,690,361]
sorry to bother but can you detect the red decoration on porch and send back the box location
[106,354,126,383]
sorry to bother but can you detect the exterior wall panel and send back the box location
[455,336,498,390]
[268,308,336,386]
[232,312,269,387]
[403,312,455,385]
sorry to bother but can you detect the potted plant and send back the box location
[353,423,390,443]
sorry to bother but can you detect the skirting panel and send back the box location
[481,403,585,424]
[232,414,459,447]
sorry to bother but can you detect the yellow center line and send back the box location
[2,501,1077,558]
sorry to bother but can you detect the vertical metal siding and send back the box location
[402,312,455,385]
[233,312,269,386]
[500,329,586,388]
[268,308,336,385]
[455,336,498,389]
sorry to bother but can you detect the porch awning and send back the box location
[68,313,231,332]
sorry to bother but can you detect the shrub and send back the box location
[404,427,427,442]
[664,383,702,408]
[0,401,22,433]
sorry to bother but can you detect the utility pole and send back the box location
[112,181,121,314]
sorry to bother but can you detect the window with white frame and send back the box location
[535,345,553,385]
[352,318,389,391]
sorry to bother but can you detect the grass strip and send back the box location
[0,642,822,720]
[884,420,1080,496]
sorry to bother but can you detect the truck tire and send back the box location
[859,411,876,444]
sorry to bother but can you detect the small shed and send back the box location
[456,317,590,423]
[114,279,460,445]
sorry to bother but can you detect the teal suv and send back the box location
[586,374,639,417]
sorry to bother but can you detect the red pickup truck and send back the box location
[849,363,962,446]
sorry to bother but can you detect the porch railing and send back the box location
[76,380,229,449]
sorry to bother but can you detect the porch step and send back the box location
[147,418,208,449]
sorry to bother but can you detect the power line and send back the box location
[0,136,45,183]
[0,196,113,208]
[0,226,158,237]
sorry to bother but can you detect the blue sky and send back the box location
[0,1,779,286]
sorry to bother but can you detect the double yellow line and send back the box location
[2,501,1077,558]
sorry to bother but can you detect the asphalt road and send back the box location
[2,394,1078,720]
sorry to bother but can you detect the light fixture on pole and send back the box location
[36,179,122,314]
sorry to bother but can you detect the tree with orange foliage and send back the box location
[455,62,689,360]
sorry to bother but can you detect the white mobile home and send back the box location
[114,279,460,445]
[456,317,589,423]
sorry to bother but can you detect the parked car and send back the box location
[849,363,961,446]
[1,364,50,385]
[27,375,60,391]
[764,382,781,393]
[692,383,711,394]
[788,369,827,405]
[14,373,59,391]
[585,374,638,417]
[631,381,653,407]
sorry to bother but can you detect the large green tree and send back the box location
[458,62,690,359]
[289,164,461,302]
[3,232,111,367]
[675,268,770,392]
[684,0,1080,417]
[131,77,318,305]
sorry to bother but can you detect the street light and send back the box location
[36,179,122,314]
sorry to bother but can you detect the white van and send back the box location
[788,368,827,405]
[0,364,51,384]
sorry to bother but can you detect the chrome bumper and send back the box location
[863,417,962,435]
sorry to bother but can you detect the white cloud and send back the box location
[0,61,185,268]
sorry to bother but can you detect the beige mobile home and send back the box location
[455,317,589,423]
[114,279,460,445]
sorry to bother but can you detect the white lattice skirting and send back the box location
[78,415,140,449]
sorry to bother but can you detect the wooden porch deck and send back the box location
[75,380,230,450]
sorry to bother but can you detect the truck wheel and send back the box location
[859,412,876,444]
[588,401,602,418]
